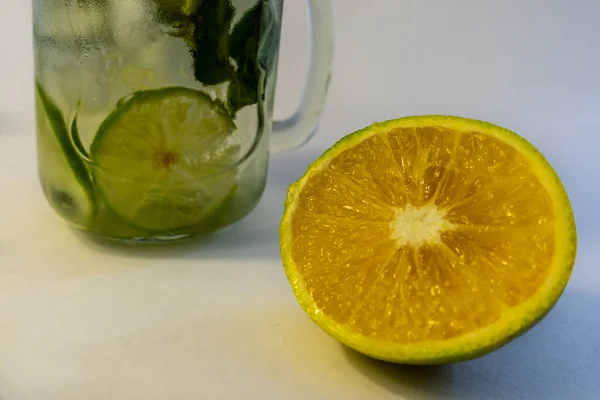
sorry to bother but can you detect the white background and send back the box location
[1,1,599,399]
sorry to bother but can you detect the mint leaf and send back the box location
[160,0,265,115]
[227,2,263,115]
[154,0,189,23]
[154,0,199,46]
[189,0,235,85]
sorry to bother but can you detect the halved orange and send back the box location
[279,115,577,364]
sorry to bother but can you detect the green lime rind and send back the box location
[36,83,93,192]
[87,201,151,238]
[35,83,96,225]
[91,184,238,240]
[70,110,90,160]
[90,86,239,232]
[177,182,239,235]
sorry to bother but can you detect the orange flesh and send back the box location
[290,127,555,343]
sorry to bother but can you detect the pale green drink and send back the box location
[33,0,285,242]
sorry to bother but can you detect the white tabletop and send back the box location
[1,1,600,399]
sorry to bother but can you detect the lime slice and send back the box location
[90,87,239,232]
[280,115,577,364]
[35,83,95,226]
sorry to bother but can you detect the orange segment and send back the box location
[295,124,554,340]
[280,115,577,364]
[328,135,407,207]
[296,168,396,221]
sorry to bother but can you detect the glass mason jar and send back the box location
[32,0,333,243]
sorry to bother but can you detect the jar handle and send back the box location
[270,0,334,153]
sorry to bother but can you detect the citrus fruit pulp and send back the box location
[90,87,239,232]
[280,115,577,364]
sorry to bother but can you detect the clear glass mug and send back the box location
[32,0,333,242]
